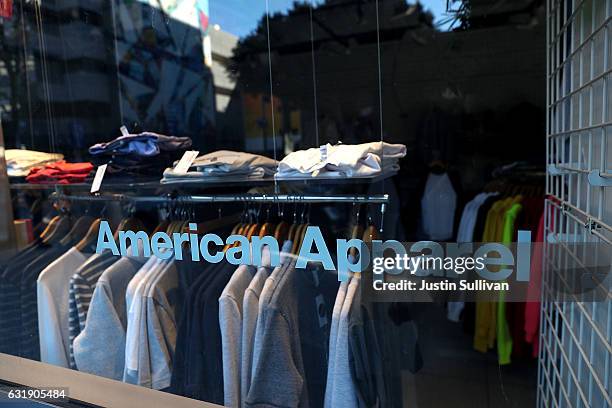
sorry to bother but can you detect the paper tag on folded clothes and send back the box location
[173,150,199,174]
[319,144,328,162]
[120,125,129,137]
[90,164,107,193]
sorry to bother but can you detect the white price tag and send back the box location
[90,164,107,193]
[173,150,199,174]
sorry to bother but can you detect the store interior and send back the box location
[0,0,553,407]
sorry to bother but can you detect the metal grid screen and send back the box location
[542,0,612,407]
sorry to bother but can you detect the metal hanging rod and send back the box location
[50,192,390,204]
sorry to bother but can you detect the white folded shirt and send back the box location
[276,142,406,178]
[6,149,64,177]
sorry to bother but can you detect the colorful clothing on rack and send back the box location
[473,196,521,354]
[524,204,548,357]
[497,201,523,365]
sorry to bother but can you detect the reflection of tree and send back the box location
[445,0,544,30]
[228,0,433,92]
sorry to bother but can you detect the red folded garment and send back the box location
[26,160,93,184]
[45,160,94,174]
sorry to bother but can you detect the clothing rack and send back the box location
[50,192,390,205]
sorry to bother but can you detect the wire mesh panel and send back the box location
[542,0,612,407]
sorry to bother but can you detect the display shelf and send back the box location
[9,171,397,191]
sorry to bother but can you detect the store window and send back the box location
[0,0,609,407]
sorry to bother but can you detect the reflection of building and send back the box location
[208,27,246,151]
[209,28,237,113]
[16,0,117,156]
[0,0,215,155]
[113,0,215,150]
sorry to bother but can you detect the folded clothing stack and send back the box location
[275,142,406,179]
[26,160,94,184]
[6,149,64,177]
[89,132,192,177]
[161,150,278,184]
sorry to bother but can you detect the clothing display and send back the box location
[26,161,94,184]
[445,186,545,365]
[88,132,192,179]
[327,274,359,407]
[524,210,545,357]
[73,253,148,379]
[0,1,589,406]
[421,171,457,240]
[37,247,89,367]
[447,192,498,322]
[0,103,546,408]
[68,250,118,368]
[0,204,412,408]
[161,150,278,184]
[1,144,551,408]
[5,149,64,177]
[89,132,192,157]
[276,142,406,179]
[497,201,523,365]
[239,244,291,406]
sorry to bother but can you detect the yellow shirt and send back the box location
[473,196,522,353]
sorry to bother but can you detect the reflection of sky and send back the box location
[209,0,452,38]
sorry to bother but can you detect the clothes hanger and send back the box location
[43,214,73,244]
[246,224,261,241]
[153,220,170,235]
[39,215,61,241]
[246,203,262,240]
[60,214,95,247]
[114,201,145,239]
[296,203,312,254]
[59,201,97,246]
[165,202,182,235]
[258,205,275,238]
[238,200,254,236]
[39,196,66,241]
[362,206,377,243]
[225,201,251,252]
[286,201,299,247]
[224,224,243,252]
[76,218,102,252]
[349,204,363,258]
[35,207,57,237]
[273,203,289,243]
[289,201,303,254]
[41,198,73,244]
[151,201,171,235]
[121,218,146,236]
[292,202,309,254]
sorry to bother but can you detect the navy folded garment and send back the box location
[89,132,192,157]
